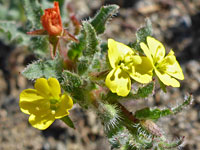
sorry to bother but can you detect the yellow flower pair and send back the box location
[106,36,184,96]
[19,36,184,130]
[19,78,73,130]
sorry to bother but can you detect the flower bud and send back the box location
[41,1,63,36]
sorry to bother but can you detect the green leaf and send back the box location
[136,18,152,43]
[77,59,89,75]
[23,0,43,29]
[82,21,99,57]
[104,82,154,104]
[135,95,193,121]
[129,18,153,53]
[0,0,26,21]
[158,78,167,93]
[130,82,154,99]
[29,36,49,56]
[90,5,119,35]
[61,70,82,93]
[172,95,193,114]
[76,21,100,75]
[68,34,86,60]
[107,127,128,149]
[60,116,75,129]
[22,0,49,55]
[68,5,119,60]
[135,107,172,121]
[22,56,63,80]
[0,21,30,45]
[158,137,184,149]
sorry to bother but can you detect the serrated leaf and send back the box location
[68,5,118,60]
[135,107,172,121]
[135,95,192,121]
[136,18,152,43]
[129,19,153,53]
[61,70,82,93]
[60,116,75,129]
[22,0,49,55]
[22,56,63,80]
[82,21,99,57]
[75,21,99,75]
[91,57,101,70]
[158,137,184,149]
[29,36,49,56]
[23,0,43,29]
[77,59,89,75]
[90,5,119,35]
[130,82,154,99]
[172,95,192,114]
[104,82,154,104]
[0,21,30,45]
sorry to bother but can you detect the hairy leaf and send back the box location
[23,0,43,29]
[0,21,29,45]
[135,95,192,121]
[105,82,154,103]
[22,56,63,80]
[90,5,119,35]
[129,19,153,53]
[68,34,86,60]
[29,36,49,56]
[158,137,184,149]
[130,82,154,99]
[61,70,82,93]
[136,18,152,43]
[172,95,193,114]
[77,59,89,75]
[76,21,100,75]
[82,21,99,57]
[135,107,172,120]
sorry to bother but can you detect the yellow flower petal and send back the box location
[141,37,184,87]
[55,94,73,119]
[20,100,50,115]
[19,77,74,130]
[155,69,180,87]
[48,78,61,99]
[29,113,55,130]
[105,68,131,97]
[108,39,134,68]
[129,57,153,83]
[19,89,46,114]
[162,50,184,80]
[131,55,142,65]
[147,36,165,63]
[34,78,50,97]
[140,42,153,64]
[20,89,44,102]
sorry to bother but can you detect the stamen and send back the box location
[51,110,56,115]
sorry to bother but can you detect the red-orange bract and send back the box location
[41,1,63,36]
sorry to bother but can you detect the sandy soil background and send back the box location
[0,0,200,149]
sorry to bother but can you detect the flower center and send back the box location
[50,99,60,112]
[155,62,167,74]
[118,53,142,72]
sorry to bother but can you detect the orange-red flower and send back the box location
[27,1,79,59]
[41,1,63,36]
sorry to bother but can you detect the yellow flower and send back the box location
[105,39,153,97]
[19,78,73,130]
[140,36,184,87]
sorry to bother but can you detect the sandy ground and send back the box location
[0,0,200,149]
